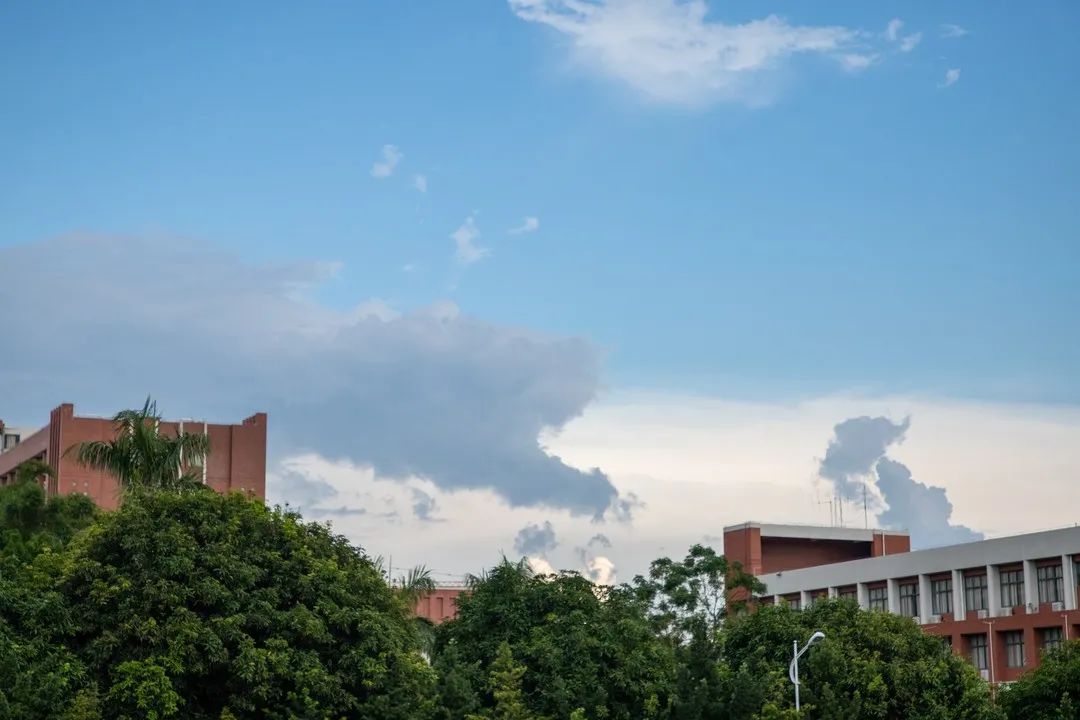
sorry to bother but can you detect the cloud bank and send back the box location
[509,0,877,106]
[0,234,621,517]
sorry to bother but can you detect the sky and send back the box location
[2,1,1079,585]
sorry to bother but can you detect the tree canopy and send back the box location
[999,640,1080,720]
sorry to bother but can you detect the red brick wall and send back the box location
[414,588,465,623]
[760,537,873,573]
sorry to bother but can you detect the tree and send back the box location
[68,397,211,493]
[999,640,1080,719]
[0,472,96,569]
[466,642,536,720]
[52,490,435,719]
[723,599,1001,720]
[433,559,676,720]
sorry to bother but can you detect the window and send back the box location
[785,595,801,610]
[898,583,919,618]
[1041,627,1064,655]
[939,635,953,652]
[1004,631,1025,668]
[932,578,953,615]
[1000,569,1025,608]
[868,586,888,612]
[838,587,857,601]
[964,574,988,612]
[1038,564,1064,604]
[968,634,988,670]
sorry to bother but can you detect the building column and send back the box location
[772,594,781,606]
[1023,559,1039,613]
[918,574,933,624]
[800,590,812,610]
[887,578,900,615]
[952,569,966,621]
[987,565,1001,618]
[827,587,838,599]
[1063,555,1078,611]
[857,582,869,610]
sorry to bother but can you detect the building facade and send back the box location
[0,403,268,509]
[414,585,467,624]
[725,521,1080,684]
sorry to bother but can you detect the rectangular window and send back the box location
[1000,569,1025,608]
[968,634,988,670]
[786,595,801,611]
[1004,631,1025,668]
[838,587,857,601]
[1038,565,1064,604]
[898,583,919,618]
[868,586,888,612]
[964,574,988,612]
[1041,627,1064,655]
[932,578,953,615]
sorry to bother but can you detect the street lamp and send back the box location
[789,631,825,714]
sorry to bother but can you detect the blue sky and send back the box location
[4,1,1078,404]
[3,2,1080,573]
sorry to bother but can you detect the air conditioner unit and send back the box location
[928,615,942,624]
[977,609,989,619]
[979,670,990,681]
[1026,603,1039,614]
[998,607,1013,617]
[1052,601,1065,612]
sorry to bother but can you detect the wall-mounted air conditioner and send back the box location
[1052,601,1065,612]
[998,607,1013,617]
[977,609,989,619]
[979,669,990,681]
[928,615,942,624]
[1026,603,1039,614]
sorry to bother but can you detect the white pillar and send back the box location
[857,582,869,610]
[827,587,838,599]
[918,574,933,624]
[887,578,900,615]
[800,590,812,610]
[987,565,1001,618]
[772,594,781,606]
[1023,559,1039,613]
[952,569,966,621]
[1064,555,1078,611]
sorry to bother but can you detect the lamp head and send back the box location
[808,631,825,645]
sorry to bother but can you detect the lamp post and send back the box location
[789,631,825,714]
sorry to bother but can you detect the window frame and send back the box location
[1004,630,1025,668]
[964,574,988,612]
[968,634,988,670]
[931,578,953,615]
[1041,627,1064,655]
[1000,569,1025,608]
[898,582,919,618]
[868,586,888,612]
[1037,564,1064,604]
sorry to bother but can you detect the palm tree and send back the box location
[68,397,211,493]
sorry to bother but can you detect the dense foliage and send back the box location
[0,439,1031,719]
[999,640,1080,719]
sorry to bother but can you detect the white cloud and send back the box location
[940,68,961,88]
[451,216,490,265]
[413,174,428,193]
[940,23,969,38]
[370,144,402,178]
[899,31,922,52]
[885,18,903,42]
[885,18,920,52]
[508,0,866,106]
[509,216,540,234]
[839,53,877,72]
[352,299,400,322]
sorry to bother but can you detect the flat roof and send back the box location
[763,525,1080,595]
[723,521,909,543]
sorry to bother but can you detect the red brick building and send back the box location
[414,585,467,624]
[0,403,267,510]
[726,521,1080,684]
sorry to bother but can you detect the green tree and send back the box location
[723,598,1001,720]
[999,639,1080,719]
[0,471,97,569]
[68,397,211,493]
[53,490,435,719]
[433,559,676,720]
[466,642,537,720]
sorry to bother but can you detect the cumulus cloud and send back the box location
[940,24,968,39]
[898,32,921,52]
[413,174,428,193]
[0,234,622,517]
[411,488,439,521]
[508,0,867,106]
[885,19,903,42]
[509,217,540,235]
[515,520,558,556]
[451,216,490,265]
[839,53,877,72]
[370,144,402,178]
[940,68,961,88]
[817,416,982,548]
